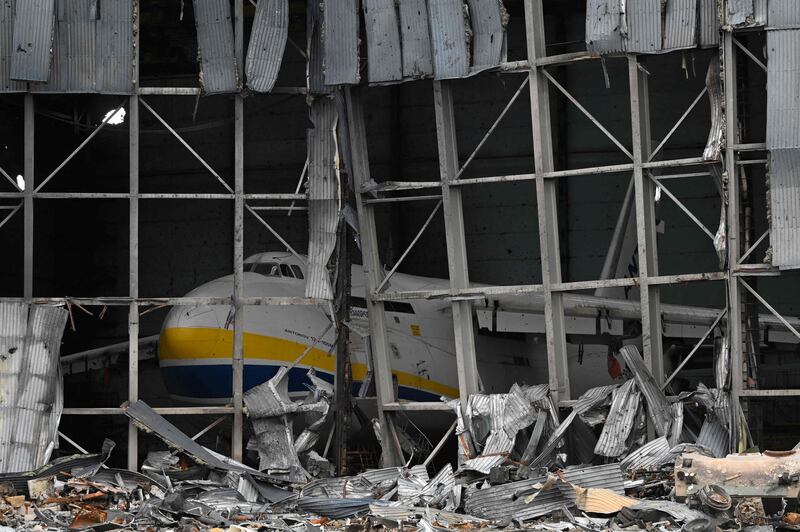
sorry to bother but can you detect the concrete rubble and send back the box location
[3,347,800,530]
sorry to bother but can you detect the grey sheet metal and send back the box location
[698,0,720,47]
[766,28,800,269]
[246,0,288,93]
[428,0,470,79]
[669,401,684,447]
[594,379,640,458]
[307,0,329,94]
[696,416,728,458]
[572,384,617,415]
[714,336,730,392]
[585,0,625,54]
[663,0,697,51]
[0,303,68,474]
[305,97,340,300]
[362,0,402,83]
[9,0,54,82]
[193,0,238,94]
[398,0,433,78]
[96,0,134,93]
[467,0,507,69]
[0,0,26,91]
[704,56,724,162]
[620,436,671,471]
[618,345,672,437]
[463,476,569,521]
[632,500,709,523]
[324,0,360,85]
[559,463,626,502]
[625,0,661,53]
[297,497,380,519]
[726,0,754,27]
[769,0,800,27]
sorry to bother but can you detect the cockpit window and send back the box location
[290,265,304,279]
[280,264,293,278]
[249,262,281,277]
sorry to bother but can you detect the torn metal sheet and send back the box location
[714,336,730,393]
[619,345,672,437]
[727,0,754,27]
[363,0,402,83]
[520,410,548,463]
[559,463,625,501]
[632,500,709,522]
[307,0,327,93]
[0,303,68,474]
[193,0,238,94]
[428,0,470,79]
[625,0,661,53]
[585,0,625,54]
[670,401,684,447]
[675,450,800,498]
[463,475,569,522]
[305,97,341,300]
[663,0,697,51]
[467,0,507,69]
[324,0,360,85]
[0,0,26,91]
[9,0,54,82]
[704,56,723,163]
[573,486,637,514]
[620,436,672,471]
[398,0,433,78]
[246,0,288,93]
[698,0,720,47]
[696,416,728,458]
[594,379,640,458]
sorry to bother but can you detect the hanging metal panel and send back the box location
[363,0,402,83]
[467,0,507,69]
[193,0,238,94]
[663,0,697,51]
[625,0,661,54]
[323,0,359,85]
[307,0,329,94]
[96,0,134,93]
[429,0,470,79]
[246,0,288,92]
[727,0,754,27]
[0,0,26,91]
[698,0,719,47]
[398,0,433,78]
[769,149,800,269]
[9,0,54,82]
[585,0,625,54]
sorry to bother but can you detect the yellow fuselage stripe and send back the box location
[159,327,458,398]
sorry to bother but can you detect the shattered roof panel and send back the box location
[363,0,402,83]
[323,0,360,85]
[398,0,433,78]
[429,0,470,79]
[619,345,672,437]
[9,0,54,82]
[594,379,640,458]
[620,436,672,471]
[193,0,238,94]
[246,0,289,93]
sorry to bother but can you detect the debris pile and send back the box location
[5,346,800,530]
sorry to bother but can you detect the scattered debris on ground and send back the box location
[3,347,799,530]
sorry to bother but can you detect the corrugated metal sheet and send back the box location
[572,384,617,414]
[769,0,800,27]
[305,97,340,300]
[766,28,800,269]
[620,436,671,471]
[594,379,640,457]
[698,0,719,47]
[663,0,696,51]
[246,0,288,93]
[585,0,625,54]
[754,0,768,26]
[398,0,433,78]
[560,463,625,498]
[625,0,661,53]
[363,0,402,83]
[520,410,548,463]
[632,500,709,523]
[619,345,672,437]
[96,0,134,93]
[704,56,723,162]
[9,0,54,82]
[670,401,684,447]
[696,416,728,457]
[460,430,512,473]
[307,0,329,94]
[193,0,237,94]
[298,497,379,519]
[0,303,68,474]
[0,1,26,91]
[503,383,536,433]
[467,0,507,69]
[727,0,754,27]
[464,476,568,521]
[429,0,470,79]
[324,0,359,85]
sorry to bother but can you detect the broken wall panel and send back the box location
[663,0,697,51]
[0,303,68,474]
[727,0,754,27]
[305,98,340,300]
[625,0,661,54]
[398,0,433,78]
[307,0,329,94]
[246,0,288,93]
[585,0,625,54]
[96,0,134,93]
[323,0,360,86]
[429,0,470,79]
[9,0,55,82]
[766,28,800,269]
[0,0,26,91]
[363,0,402,83]
[698,0,719,47]
[193,0,238,94]
[467,0,507,69]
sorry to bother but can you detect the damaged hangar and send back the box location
[0,0,799,528]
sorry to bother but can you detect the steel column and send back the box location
[524,0,570,401]
[344,87,404,467]
[23,95,33,300]
[628,56,664,384]
[128,94,139,470]
[433,80,481,406]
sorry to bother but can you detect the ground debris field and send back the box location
[2,348,799,532]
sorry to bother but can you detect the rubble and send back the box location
[7,346,800,530]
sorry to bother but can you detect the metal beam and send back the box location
[433,80,481,406]
[24,94,33,300]
[628,56,664,384]
[128,94,139,471]
[525,0,570,401]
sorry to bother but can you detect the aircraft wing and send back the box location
[61,335,160,375]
